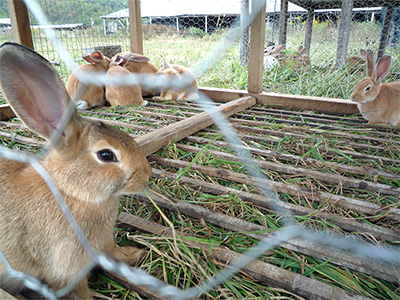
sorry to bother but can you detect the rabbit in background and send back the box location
[285,46,311,68]
[263,44,285,70]
[66,50,110,110]
[346,49,367,73]
[0,42,152,299]
[155,58,199,101]
[106,54,148,107]
[112,52,159,97]
[350,50,400,126]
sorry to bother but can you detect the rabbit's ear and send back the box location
[366,51,375,78]
[114,55,124,66]
[162,58,172,69]
[0,42,72,140]
[360,49,367,59]
[375,55,392,83]
[130,55,150,63]
[83,51,104,63]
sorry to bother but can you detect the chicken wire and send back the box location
[0,0,399,299]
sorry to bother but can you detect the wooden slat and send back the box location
[6,0,34,49]
[199,87,359,115]
[118,212,371,300]
[126,189,397,283]
[0,289,18,300]
[0,104,15,121]
[135,96,256,156]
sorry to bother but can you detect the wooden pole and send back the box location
[6,0,34,49]
[239,0,250,66]
[278,0,288,45]
[135,96,256,156]
[377,6,394,60]
[304,9,314,54]
[128,0,143,54]
[247,0,266,94]
[335,0,354,67]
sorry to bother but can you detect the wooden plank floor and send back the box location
[0,97,399,299]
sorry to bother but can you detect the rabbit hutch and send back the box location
[0,0,399,299]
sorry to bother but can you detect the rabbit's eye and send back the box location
[97,149,118,163]
[365,86,371,92]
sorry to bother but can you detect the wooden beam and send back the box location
[199,87,358,115]
[335,0,354,67]
[0,104,16,121]
[247,0,266,94]
[136,96,256,156]
[128,0,143,54]
[278,0,288,45]
[7,0,34,49]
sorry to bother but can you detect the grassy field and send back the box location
[0,20,400,300]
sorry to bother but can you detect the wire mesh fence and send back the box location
[0,0,399,299]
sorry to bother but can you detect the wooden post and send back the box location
[377,6,394,60]
[6,0,34,49]
[304,9,314,54]
[335,0,354,67]
[278,0,288,45]
[247,0,266,94]
[128,0,143,54]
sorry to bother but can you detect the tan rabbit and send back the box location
[112,52,159,97]
[66,51,110,109]
[106,54,147,107]
[350,51,400,126]
[155,58,199,101]
[0,43,151,299]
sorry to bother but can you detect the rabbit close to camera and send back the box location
[0,43,152,299]
[66,50,110,110]
[155,58,199,101]
[350,51,400,126]
[112,52,159,97]
[106,54,148,107]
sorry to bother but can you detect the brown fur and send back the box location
[350,51,400,126]
[66,51,110,109]
[156,59,198,101]
[0,43,151,299]
[106,57,145,106]
[112,52,159,97]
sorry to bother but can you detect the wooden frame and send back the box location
[2,0,360,119]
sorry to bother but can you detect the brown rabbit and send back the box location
[112,52,159,97]
[346,49,367,73]
[0,43,151,299]
[350,51,400,126]
[106,54,147,107]
[285,46,311,68]
[66,51,110,109]
[155,58,199,101]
